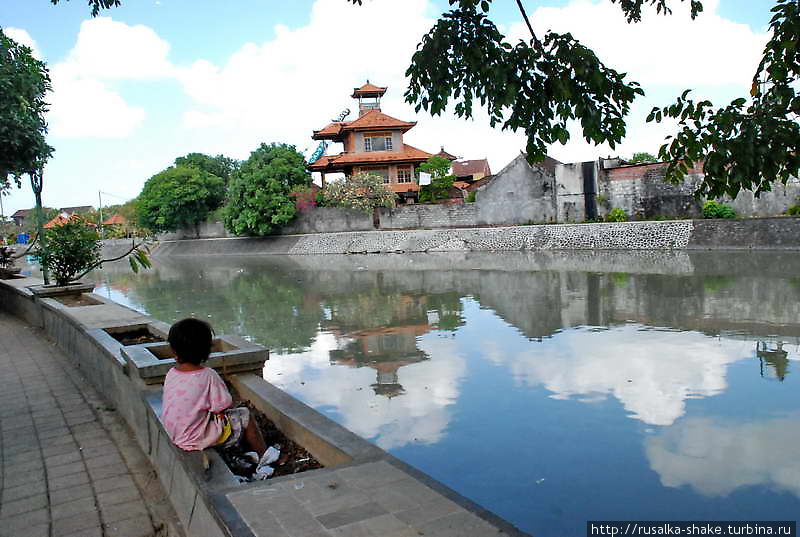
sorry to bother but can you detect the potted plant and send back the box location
[29,217,151,297]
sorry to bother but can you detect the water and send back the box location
[90,251,800,536]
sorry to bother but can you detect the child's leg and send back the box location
[244,418,267,456]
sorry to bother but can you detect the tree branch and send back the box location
[515,0,543,51]
[11,233,39,259]
[73,239,146,281]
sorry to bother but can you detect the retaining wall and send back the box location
[150,217,800,257]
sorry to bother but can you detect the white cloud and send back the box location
[48,17,173,139]
[4,27,42,59]
[265,330,467,450]
[490,325,753,426]
[646,415,800,498]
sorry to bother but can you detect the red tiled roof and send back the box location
[452,181,470,190]
[44,214,81,229]
[436,147,458,161]
[344,110,415,131]
[312,121,351,140]
[452,159,491,178]
[351,82,387,98]
[102,214,127,226]
[308,144,433,170]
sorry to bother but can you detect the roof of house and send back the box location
[308,143,433,171]
[452,159,491,178]
[452,181,470,190]
[11,209,32,218]
[351,82,387,98]
[436,147,458,161]
[529,155,563,175]
[44,213,81,229]
[102,214,127,225]
[313,110,416,140]
[60,205,94,214]
[466,175,494,192]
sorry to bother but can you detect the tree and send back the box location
[174,153,239,184]
[223,143,310,236]
[418,155,456,203]
[0,29,53,189]
[322,172,396,213]
[136,166,225,233]
[54,0,799,198]
[629,152,657,164]
[49,0,119,16]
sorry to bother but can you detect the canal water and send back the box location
[89,251,800,537]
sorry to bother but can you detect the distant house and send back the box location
[101,214,128,226]
[435,147,458,161]
[452,159,492,183]
[44,212,82,229]
[60,205,94,215]
[11,209,32,227]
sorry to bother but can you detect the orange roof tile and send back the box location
[312,121,350,140]
[452,181,470,190]
[308,144,433,170]
[102,214,127,226]
[44,214,81,229]
[344,109,416,132]
[351,82,387,98]
[436,147,458,161]
[453,159,491,177]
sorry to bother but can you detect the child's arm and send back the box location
[208,371,233,413]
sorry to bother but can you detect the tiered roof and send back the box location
[308,143,433,171]
[313,110,416,141]
[351,82,387,98]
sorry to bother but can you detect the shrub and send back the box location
[33,219,101,286]
[322,172,396,213]
[605,208,628,222]
[702,200,736,219]
[786,205,800,216]
[466,191,476,203]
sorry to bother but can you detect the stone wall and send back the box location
[279,207,375,234]
[379,202,479,229]
[475,153,556,224]
[152,217,800,257]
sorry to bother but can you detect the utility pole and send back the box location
[98,191,104,239]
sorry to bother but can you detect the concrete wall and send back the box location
[379,203,479,229]
[555,162,587,222]
[720,178,800,217]
[279,207,375,234]
[475,153,556,225]
[151,217,800,257]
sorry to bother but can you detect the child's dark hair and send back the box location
[168,318,214,365]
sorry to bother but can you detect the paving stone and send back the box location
[42,443,80,458]
[37,426,71,440]
[100,499,149,524]
[51,510,101,537]
[45,450,83,468]
[96,485,142,509]
[50,483,94,505]
[3,457,44,476]
[88,461,128,481]
[1,480,47,503]
[328,521,374,537]
[393,497,462,528]
[51,496,97,520]
[62,527,102,537]
[84,452,124,470]
[103,515,155,537]
[93,474,136,494]
[316,501,389,530]
[47,461,87,479]
[4,522,50,537]
[48,469,90,491]
[415,511,497,537]
[0,493,48,518]
[0,507,49,533]
[4,468,44,488]
[361,513,412,535]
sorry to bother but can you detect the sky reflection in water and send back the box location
[91,251,800,536]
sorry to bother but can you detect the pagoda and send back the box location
[308,82,434,203]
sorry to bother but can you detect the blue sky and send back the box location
[1,0,772,216]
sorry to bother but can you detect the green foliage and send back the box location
[419,156,456,203]
[49,0,119,16]
[629,152,657,164]
[702,200,737,219]
[174,153,239,184]
[0,28,53,187]
[605,208,629,222]
[322,172,396,213]
[648,0,800,198]
[786,205,800,216]
[33,219,101,286]
[136,166,225,233]
[223,143,309,236]
[466,191,476,203]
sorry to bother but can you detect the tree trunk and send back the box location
[31,169,48,285]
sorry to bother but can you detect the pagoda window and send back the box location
[397,166,413,184]
[364,134,393,152]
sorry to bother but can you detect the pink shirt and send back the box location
[162,366,232,451]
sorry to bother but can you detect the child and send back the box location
[161,318,280,477]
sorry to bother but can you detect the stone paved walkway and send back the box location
[0,311,182,537]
